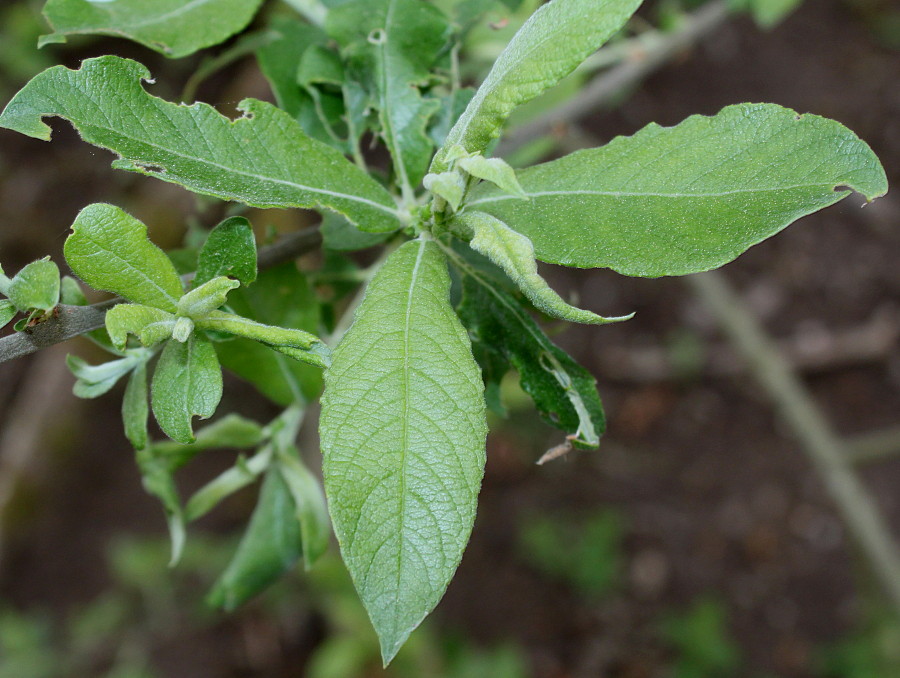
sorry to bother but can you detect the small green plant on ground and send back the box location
[0,0,888,664]
[661,597,742,678]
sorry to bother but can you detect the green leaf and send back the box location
[177,276,240,319]
[1,57,402,234]
[320,238,486,663]
[207,466,303,611]
[135,447,186,564]
[0,300,16,329]
[467,103,890,276]
[8,258,59,312]
[185,446,273,521]
[457,154,526,199]
[194,217,257,288]
[321,212,393,251]
[327,0,452,193]
[745,0,802,27]
[455,211,631,324]
[277,444,330,567]
[59,275,86,305]
[105,304,176,350]
[148,414,266,466]
[67,352,146,399]
[40,0,266,58]
[424,171,465,211]
[451,249,605,447]
[123,362,149,450]
[197,311,329,369]
[64,204,183,312]
[216,263,324,404]
[151,333,223,443]
[432,0,642,171]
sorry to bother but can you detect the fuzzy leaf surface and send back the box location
[327,0,451,190]
[457,211,630,324]
[123,362,149,450]
[65,204,183,311]
[106,304,176,349]
[194,217,257,288]
[8,258,59,312]
[151,333,223,443]
[467,103,889,276]
[0,57,401,233]
[432,0,642,171]
[320,239,486,663]
[41,0,265,57]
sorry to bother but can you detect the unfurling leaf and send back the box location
[105,304,176,350]
[424,172,465,211]
[8,258,59,312]
[194,217,258,288]
[151,333,223,443]
[40,0,266,58]
[0,57,402,233]
[456,211,632,324]
[457,154,526,199]
[64,204,183,312]
[67,352,148,399]
[320,239,486,664]
[432,0,643,171]
[123,362,150,450]
[177,276,240,319]
[467,103,889,276]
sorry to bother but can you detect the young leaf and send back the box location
[432,0,643,171]
[7,258,59,312]
[327,0,452,193]
[67,352,146,399]
[59,276,86,306]
[277,444,330,567]
[423,171,465,211]
[255,16,328,118]
[452,251,605,447]
[64,204,183,312]
[207,467,303,611]
[466,103,889,276]
[0,300,16,329]
[456,211,631,324]
[0,57,402,233]
[123,362,149,450]
[135,447,187,564]
[151,333,223,443]
[105,304,176,350]
[197,311,329,369]
[148,414,267,465]
[185,446,273,521]
[40,0,266,58]
[193,217,257,288]
[457,155,526,199]
[320,239,487,663]
[177,277,240,319]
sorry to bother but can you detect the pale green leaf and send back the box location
[197,311,329,369]
[0,300,16,329]
[0,56,402,233]
[207,466,303,611]
[423,171,465,211]
[135,447,186,564]
[151,333,223,443]
[123,362,149,450]
[321,212,393,251]
[277,444,330,567]
[432,0,642,171]
[67,352,147,399]
[41,0,266,58]
[8,258,59,312]
[177,276,239,319]
[64,204,183,312]
[59,276,86,305]
[327,0,451,192]
[456,211,631,324]
[457,154,526,199]
[148,414,266,465]
[185,446,273,521]
[451,248,605,447]
[105,304,176,350]
[467,103,890,276]
[320,238,486,663]
[194,217,257,287]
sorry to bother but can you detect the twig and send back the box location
[687,271,900,616]
[0,226,323,365]
[496,0,731,157]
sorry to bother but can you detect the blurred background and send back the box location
[0,0,899,676]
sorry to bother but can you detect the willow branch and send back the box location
[0,226,323,365]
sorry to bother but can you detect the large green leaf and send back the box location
[0,57,402,233]
[450,247,605,447]
[320,239,486,663]
[431,0,642,171]
[40,0,266,58]
[64,204,184,312]
[208,467,304,611]
[466,103,889,277]
[328,0,451,193]
[151,333,223,443]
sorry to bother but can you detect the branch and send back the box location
[0,226,323,365]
